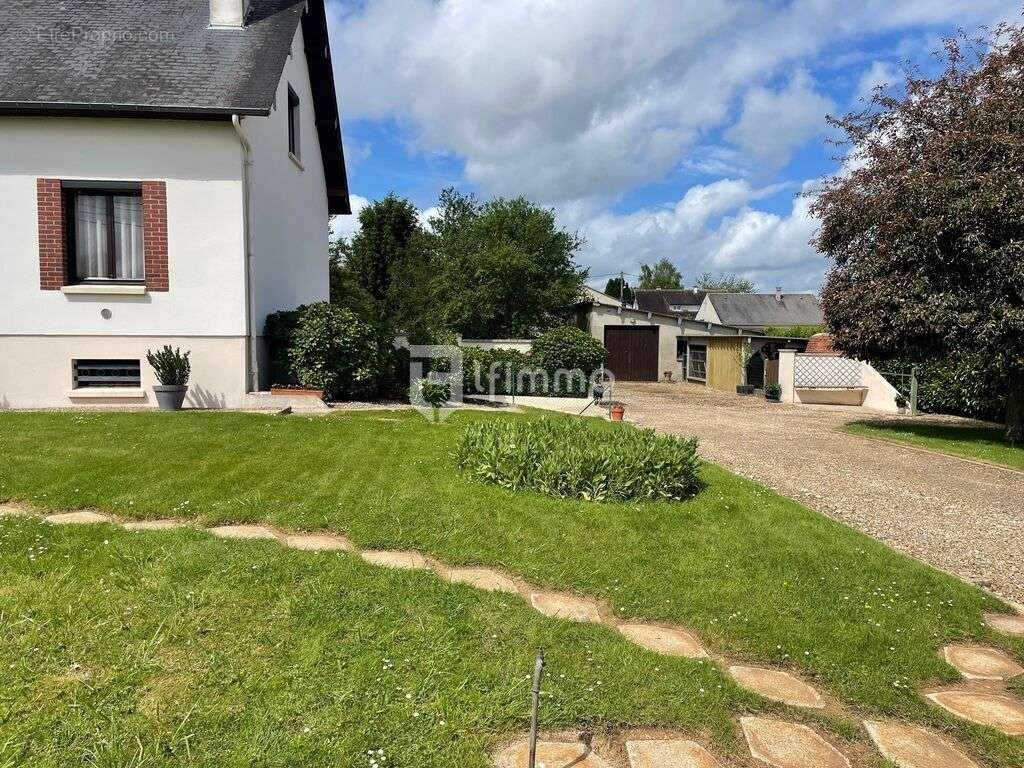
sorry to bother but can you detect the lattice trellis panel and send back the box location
[794,355,862,388]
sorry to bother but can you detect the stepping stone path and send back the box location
[625,739,720,768]
[617,623,708,658]
[942,644,1024,681]
[864,721,979,768]
[926,690,1024,736]
[985,613,1024,636]
[728,666,825,709]
[209,524,278,540]
[492,740,612,768]
[740,717,850,768]
[444,567,518,593]
[530,592,602,623]
[284,534,353,552]
[360,550,430,571]
[123,520,186,532]
[44,511,113,525]
[14,499,1009,768]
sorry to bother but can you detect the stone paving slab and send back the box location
[864,721,979,768]
[942,645,1024,681]
[444,567,519,593]
[530,592,602,623]
[617,624,708,659]
[740,717,850,768]
[985,613,1024,636]
[926,690,1024,736]
[284,534,354,552]
[123,520,187,532]
[625,739,720,768]
[360,550,431,571]
[208,525,279,541]
[729,666,825,709]
[0,505,33,518]
[492,740,612,768]
[44,511,113,525]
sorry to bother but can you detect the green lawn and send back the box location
[845,420,1024,471]
[1,410,1022,767]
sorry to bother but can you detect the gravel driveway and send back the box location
[617,382,1024,605]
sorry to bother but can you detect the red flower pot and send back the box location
[610,404,625,422]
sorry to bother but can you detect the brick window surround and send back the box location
[37,178,169,291]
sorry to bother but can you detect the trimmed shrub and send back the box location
[458,417,701,502]
[880,353,1007,423]
[265,307,303,385]
[287,302,391,400]
[462,347,531,395]
[529,326,605,376]
[146,346,191,386]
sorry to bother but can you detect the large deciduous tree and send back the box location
[812,26,1024,442]
[638,259,683,290]
[429,189,587,338]
[344,194,424,311]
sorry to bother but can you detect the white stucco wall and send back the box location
[0,117,247,337]
[243,24,331,353]
[0,117,251,408]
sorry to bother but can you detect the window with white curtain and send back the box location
[68,187,144,282]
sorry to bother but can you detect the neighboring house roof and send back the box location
[0,0,350,214]
[702,293,823,328]
[634,289,706,315]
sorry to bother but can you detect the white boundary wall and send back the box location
[779,350,901,413]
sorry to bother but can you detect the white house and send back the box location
[0,0,350,409]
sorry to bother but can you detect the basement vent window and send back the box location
[73,359,141,388]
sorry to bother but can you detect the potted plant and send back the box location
[895,394,908,414]
[609,401,626,421]
[735,341,756,395]
[146,346,191,411]
[764,383,782,402]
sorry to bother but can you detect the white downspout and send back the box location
[232,115,258,393]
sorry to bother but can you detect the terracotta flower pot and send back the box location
[610,403,625,421]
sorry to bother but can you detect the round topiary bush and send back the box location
[529,326,606,377]
[457,417,701,502]
[288,302,390,400]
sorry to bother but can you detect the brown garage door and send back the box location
[604,326,659,381]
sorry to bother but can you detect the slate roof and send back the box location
[0,0,350,213]
[634,289,707,315]
[705,293,823,328]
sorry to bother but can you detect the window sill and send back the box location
[288,152,305,171]
[67,388,146,399]
[61,284,147,296]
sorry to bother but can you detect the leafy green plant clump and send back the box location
[146,346,191,386]
[458,417,701,502]
[529,326,605,375]
[287,302,391,400]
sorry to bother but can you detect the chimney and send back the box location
[775,286,783,303]
[210,0,248,27]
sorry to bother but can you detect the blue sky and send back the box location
[327,0,1018,292]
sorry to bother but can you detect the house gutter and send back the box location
[232,114,258,393]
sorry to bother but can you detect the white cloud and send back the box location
[329,0,1015,205]
[568,180,824,293]
[725,70,835,167]
[329,194,369,241]
[855,61,903,104]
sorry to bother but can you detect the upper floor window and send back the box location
[287,85,301,159]
[65,183,144,283]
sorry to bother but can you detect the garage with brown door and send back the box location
[604,326,659,381]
